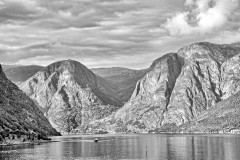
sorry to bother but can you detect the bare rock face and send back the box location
[20,60,123,133]
[0,64,60,136]
[221,54,240,99]
[112,42,240,132]
[164,43,240,126]
[114,53,182,132]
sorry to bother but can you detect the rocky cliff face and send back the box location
[114,53,183,132]
[19,60,123,133]
[113,42,240,132]
[221,53,240,100]
[164,43,240,125]
[0,64,59,137]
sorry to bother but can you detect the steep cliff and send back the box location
[113,42,240,132]
[19,60,123,133]
[164,42,240,126]
[221,53,240,99]
[0,64,59,137]
[114,53,183,132]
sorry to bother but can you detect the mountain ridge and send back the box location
[109,42,240,133]
[5,41,240,134]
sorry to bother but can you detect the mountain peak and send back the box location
[177,42,240,63]
[20,59,123,133]
[50,59,83,68]
[150,52,179,69]
[62,59,79,64]
[42,59,89,78]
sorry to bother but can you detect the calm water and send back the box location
[1,134,240,160]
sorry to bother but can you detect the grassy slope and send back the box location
[161,92,240,133]
[91,67,147,102]
[3,65,44,84]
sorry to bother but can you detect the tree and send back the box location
[0,135,3,142]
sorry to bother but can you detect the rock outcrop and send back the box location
[0,64,60,137]
[113,42,240,132]
[19,60,123,133]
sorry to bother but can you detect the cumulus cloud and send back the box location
[162,0,239,35]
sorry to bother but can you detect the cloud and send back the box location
[206,29,240,44]
[162,0,240,35]
[162,12,193,35]
[0,0,44,21]
[0,0,240,69]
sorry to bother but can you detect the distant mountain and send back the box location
[20,60,123,133]
[2,65,44,84]
[1,64,22,70]
[110,42,240,133]
[91,67,148,102]
[0,64,60,137]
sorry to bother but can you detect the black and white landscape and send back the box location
[1,0,240,160]
[2,42,240,134]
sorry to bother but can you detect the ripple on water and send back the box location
[1,134,240,160]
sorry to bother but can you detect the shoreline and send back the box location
[0,139,58,148]
[56,132,240,136]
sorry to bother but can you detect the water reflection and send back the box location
[1,134,240,160]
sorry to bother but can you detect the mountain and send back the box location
[0,64,60,137]
[113,53,183,132]
[19,60,123,133]
[1,64,22,70]
[112,42,240,133]
[91,67,147,102]
[2,65,44,85]
[13,42,240,134]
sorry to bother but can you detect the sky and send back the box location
[0,0,240,69]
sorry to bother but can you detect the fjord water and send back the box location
[1,134,240,160]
